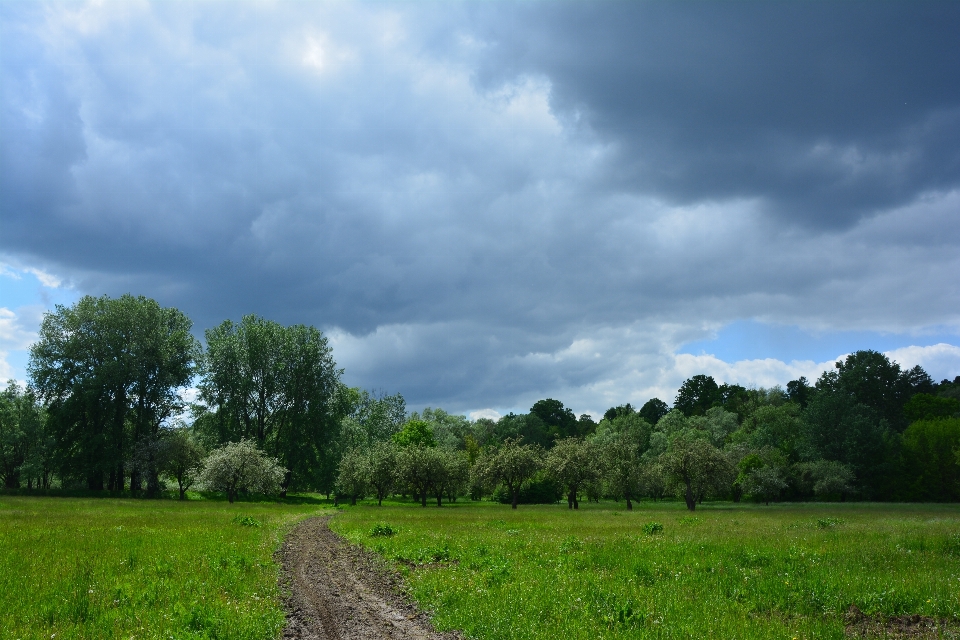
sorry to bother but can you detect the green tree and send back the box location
[156,426,205,500]
[603,431,644,510]
[198,439,286,503]
[794,459,856,501]
[545,437,600,509]
[397,445,442,507]
[335,448,368,505]
[392,419,437,448]
[675,375,721,417]
[904,394,960,422]
[901,418,960,501]
[199,315,342,493]
[367,440,398,506]
[0,381,44,488]
[660,431,730,511]
[638,398,670,425]
[473,438,543,509]
[530,399,581,441]
[29,295,197,491]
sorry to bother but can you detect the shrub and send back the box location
[642,522,664,535]
[370,523,396,537]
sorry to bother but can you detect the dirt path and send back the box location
[280,515,463,640]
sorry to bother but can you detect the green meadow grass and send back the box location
[332,500,960,640]
[0,495,327,640]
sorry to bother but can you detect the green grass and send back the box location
[0,495,328,640]
[332,500,960,640]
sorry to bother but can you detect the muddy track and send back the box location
[280,515,463,640]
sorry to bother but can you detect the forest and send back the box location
[2,293,959,507]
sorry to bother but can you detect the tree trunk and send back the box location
[436,494,442,507]
[350,495,357,506]
[684,481,696,511]
[567,492,574,509]
[511,488,519,509]
[421,491,427,507]
[626,497,633,510]
[228,489,235,503]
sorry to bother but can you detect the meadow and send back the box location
[0,495,327,640]
[333,500,960,640]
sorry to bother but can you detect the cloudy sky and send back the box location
[2,1,959,419]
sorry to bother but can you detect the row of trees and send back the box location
[1,295,347,495]
[2,293,958,505]
[333,351,959,508]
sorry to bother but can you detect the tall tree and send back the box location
[675,375,721,417]
[199,315,343,493]
[29,295,197,491]
[638,398,669,426]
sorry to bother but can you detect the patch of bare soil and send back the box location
[279,515,464,640]
[845,605,960,639]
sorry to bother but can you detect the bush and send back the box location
[642,522,664,535]
[370,523,396,537]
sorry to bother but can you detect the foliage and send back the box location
[198,439,286,503]
[198,315,342,493]
[473,438,543,509]
[335,447,368,505]
[641,521,664,535]
[0,381,50,489]
[674,375,721,417]
[900,418,960,501]
[393,419,438,448]
[660,430,732,510]
[156,425,205,500]
[638,398,670,425]
[29,294,198,492]
[371,523,396,537]
[544,437,601,509]
[904,394,960,422]
[367,440,399,505]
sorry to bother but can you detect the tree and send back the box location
[397,445,443,507]
[904,394,960,422]
[473,438,543,509]
[638,398,670,426]
[544,437,600,509]
[29,295,197,491]
[367,440,398,506]
[157,426,205,500]
[437,449,471,504]
[335,448,368,505]
[900,418,960,501]
[530,399,581,441]
[786,377,813,409]
[815,350,929,432]
[603,431,644,510]
[199,439,286,503]
[199,315,342,493]
[660,431,730,510]
[0,381,44,488]
[392,419,437,448]
[795,459,856,501]
[688,406,739,448]
[675,375,721,417]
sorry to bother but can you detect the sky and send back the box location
[2,1,959,420]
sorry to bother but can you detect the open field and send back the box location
[0,495,328,640]
[332,500,960,640]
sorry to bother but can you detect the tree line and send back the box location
[1,294,958,506]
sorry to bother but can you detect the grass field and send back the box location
[332,500,960,640]
[0,495,328,640]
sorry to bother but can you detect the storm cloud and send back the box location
[1,2,958,414]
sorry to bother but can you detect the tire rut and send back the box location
[280,515,463,640]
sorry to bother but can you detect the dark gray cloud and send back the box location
[472,2,960,228]
[1,2,958,413]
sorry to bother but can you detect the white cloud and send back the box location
[468,409,501,421]
[885,343,960,382]
[0,308,37,351]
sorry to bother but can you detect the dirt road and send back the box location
[280,515,463,640]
